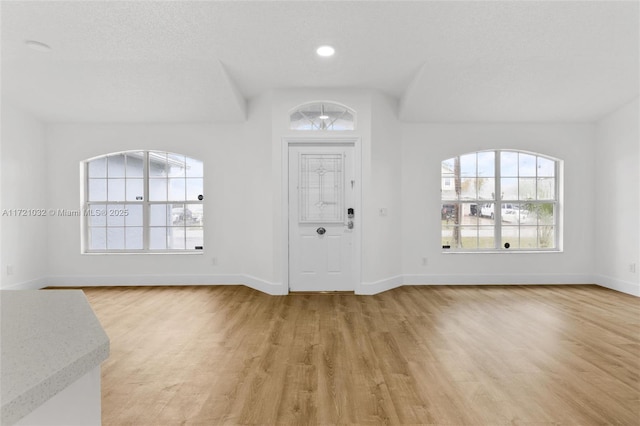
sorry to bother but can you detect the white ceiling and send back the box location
[2,1,638,123]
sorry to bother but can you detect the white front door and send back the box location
[288,144,357,291]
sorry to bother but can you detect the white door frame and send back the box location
[281,136,362,293]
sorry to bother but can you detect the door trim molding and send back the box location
[281,136,362,293]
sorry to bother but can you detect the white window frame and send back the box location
[441,149,562,253]
[81,150,204,254]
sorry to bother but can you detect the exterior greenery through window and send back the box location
[83,151,203,252]
[441,150,559,251]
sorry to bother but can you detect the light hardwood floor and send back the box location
[81,285,639,425]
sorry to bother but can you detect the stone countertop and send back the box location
[0,290,110,426]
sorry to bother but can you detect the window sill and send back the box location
[82,251,204,255]
[442,249,562,254]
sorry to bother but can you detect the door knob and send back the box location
[316,227,326,235]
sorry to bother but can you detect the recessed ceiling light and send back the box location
[25,40,52,52]
[316,45,335,57]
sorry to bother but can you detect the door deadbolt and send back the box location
[316,227,326,235]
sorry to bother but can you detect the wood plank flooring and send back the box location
[81,285,640,425]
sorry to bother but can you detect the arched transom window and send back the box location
[290,101,356,131]
[441,150,561,252]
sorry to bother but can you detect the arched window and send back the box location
[290,101,356,131]
[83,151,204,252]
[441,150,560,251]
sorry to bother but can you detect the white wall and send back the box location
[363,92,402,290]
[44,122,270,287]
[594,97,640,296]
[1,101,48,289]
[13,89,637,296]
[401,123,596,285]
[44,89,401,294]
[242,91,277,284]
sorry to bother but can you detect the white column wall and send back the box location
[594,97,640,296]
[1,101,48,289]
[361,92,403,292]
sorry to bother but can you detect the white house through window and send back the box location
[83,151,204,252]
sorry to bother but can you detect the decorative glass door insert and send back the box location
[298,153,344,223]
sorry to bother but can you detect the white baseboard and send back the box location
[2,276,48,290]
[592,274,640,297]
[243,274,288,295]
[47,274,244,287]
[7,273,637,298]
[45,274,287,296]
[402,273,593,286]
[357,275,404,295]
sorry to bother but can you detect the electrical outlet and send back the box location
[211,257,218,266]
[421,257,428,266]
[6,265,13,276]
[630,263,637,273]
